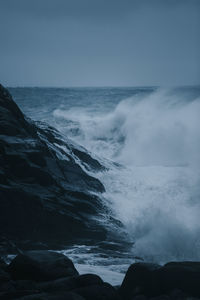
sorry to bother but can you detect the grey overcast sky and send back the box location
[0,0,199,87]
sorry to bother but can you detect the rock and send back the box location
[37,273,104,292]
[8,250,78,281]
[0,268,10,283]
[154,262,200,297]
[149,296,170,300]
[73,282,121,300]
[0,290,40,300]
[132,296,147,300]
[37,277,73,292]
[37,273,121,299]
[169,288,188,299]
[0,258,7,269]
[17,291,85,300]
[119,263,161,299]
[71,148,106,172]
[120,261,200,299]
[0,260,10,290]
[16,241,49,251]
[0,85,36,137]
[14,280,37,291]
[28,273,121,299]
[71,273,103,286]
[0,280,16,293]
[0,83,112,248]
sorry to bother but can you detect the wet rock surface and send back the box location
[8,251,79,281]
[0,251,121,299]
[0,84,108,251]
[119,262,200,299]
[1,252,200,299]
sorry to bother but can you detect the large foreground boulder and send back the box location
[0,291,85,300]
[37,274,104,292]
[72,283,121,300]
[119,261,200,299]
[37,274,120,300]
[0,252,121,300]
[8,250,79,281]
[119,263,161,299]
[2,254,200,299]
[155,262,200,296]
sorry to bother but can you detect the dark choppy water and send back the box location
[8,86,200,284]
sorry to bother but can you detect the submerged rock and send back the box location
[0,84,108,249]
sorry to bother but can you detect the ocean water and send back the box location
[9,86,200,284]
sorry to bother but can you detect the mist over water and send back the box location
[12,86,200,264]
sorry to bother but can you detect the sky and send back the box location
[0,0,199,87]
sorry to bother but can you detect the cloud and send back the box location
[2,0,199,20]
[0,0,199,86]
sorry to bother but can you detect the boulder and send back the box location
[17,291,85,300]
[119,261,200,298]
[154,262,200,297]
[168,288,188,299]
[8,250,78,281]
[0,258,7,269]
[35,272,120,300]
[149,296,170,300]
[0,290,40,300]
[73,282,121,300]
[37,273,104,292]
[14,280,37,291]
[132,296,147,300]
[119,263,161,299]
[0,268,10,283]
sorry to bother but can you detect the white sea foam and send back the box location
[54,88,200,263]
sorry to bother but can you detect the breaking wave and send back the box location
[54,88,200,263]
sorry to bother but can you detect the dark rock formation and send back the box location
[1,251,200,299]
[72,282,120,300]
[8,250,78,281]
[120,262,200,299]
[17,292,85,300]
[0,251,121,299]
[0,84,108,250]
[119,263,161,299]
[37,274,103,293]
[155,262,200,297]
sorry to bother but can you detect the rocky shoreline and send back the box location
[1,84,200,299]
[0,83,121,250]
[0,250,200,299]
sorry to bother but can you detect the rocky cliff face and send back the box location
[0,84,107,250]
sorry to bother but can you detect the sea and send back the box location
[8,86,200,285]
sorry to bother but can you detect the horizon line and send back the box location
[6,84,200,89]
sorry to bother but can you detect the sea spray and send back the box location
[12,86,200,263]
[54,88,200,263]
